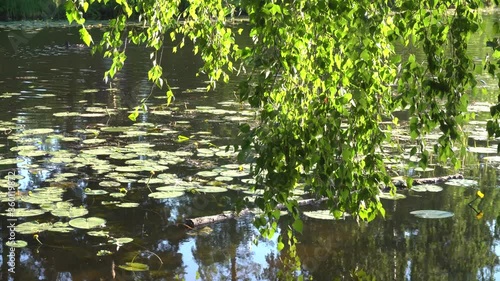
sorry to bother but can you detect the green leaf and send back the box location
[79,28,93,46]
[292,218,303,233]
[277,241,285,251]
[83,2,89,12]
[128,107,139,121]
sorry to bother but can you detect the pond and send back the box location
[0,13,500,281]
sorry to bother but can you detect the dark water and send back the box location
[0,14,499,281]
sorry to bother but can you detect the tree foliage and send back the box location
[65,0,493,234]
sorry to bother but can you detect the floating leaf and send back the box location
[468,147,498,154]
[53,112,81,117]
[214,176,233,182]
[118,262,149,272]
[196,186,228,193]
[196,171,219,177]
[410,210,454,219]
[303,210,348,220]
[219,170,249,178]
[155,186,186,192]
[16,222,52,234]
[0,158,24,165]
[109,192,126,198]
[51,207,89,218]
[378,192,406,200]
[48,226,74,233]
[88,230,110,237]
[410,184,443,193]
[445,179,478,187]
[108,237,134,245]
[148,191,184,199]
[99,181,121,188]
[1,208,46,217]
[116,203,139,208]
[85,189,109,196]
[413,167,434,172]
[6,240,28,248]
[20,128,54,135]
[69,217,106,229]
[83,138,107,145]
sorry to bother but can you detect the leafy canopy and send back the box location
[66,0,492,234]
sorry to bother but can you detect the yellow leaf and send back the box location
[476,190,484,199]
[177,135,190,143]
[476,211,483,220]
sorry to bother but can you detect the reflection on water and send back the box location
[0,14,499,280]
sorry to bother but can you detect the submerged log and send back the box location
[184,174,463,228]
[183,197,328,229]
[392,173,463,188]
[184,208,254,229]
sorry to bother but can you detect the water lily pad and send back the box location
[483,156,500,163]
[81,113,106,118]
[125,143,155,149]
[378,192,406,200]
[16,222,52,234]
[53,111,81,117]
[155,186,187,192]
[196,186,228,193]
[410,210,454,219]
[219,170,249,178]
[88,230,110,237]
[20,128,54,135]
[468,147,498,154]
[148,191,184,199]
[445,179,478,187]
[242,189,265,196]
[196,171,219,177]
[116,203,139,208]
[1,208,46,217]
[410,184,443,193]
[108,237,134,244]
[61,137,81,142]
[83,138,107,145]
[138,178,164,184]
[6,240,28,248]
[0,158,24,165]
[101,200,121,205]
[413,167,434,172]
[10,145,37,151]
[21,196,55,205]
[110,153,138,160]
[214,176,233,182]
[303,210,348,220]
[115,166,145,172]
[51,207,89,218]
[48,226,74,233]
[109,192,126,198]
[99,181,120,188]
[85,189,109,196]
[118,262,149,272]
[69,217,106,229]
